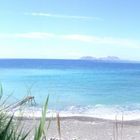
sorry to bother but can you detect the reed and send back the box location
[112,114,124,140]
[57,113,61,139]
[120,114,124,140]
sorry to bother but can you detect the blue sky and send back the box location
[0,0,140,60]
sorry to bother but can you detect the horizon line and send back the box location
[0,57,138,62]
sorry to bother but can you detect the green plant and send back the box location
[34,96,49,140]
[0,115,29,140]
[0,84,29,140]
[0,83,51,140]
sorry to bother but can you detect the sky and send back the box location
[0,0,140,60]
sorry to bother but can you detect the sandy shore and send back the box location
[14,116,140,140]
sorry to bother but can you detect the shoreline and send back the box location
[12,109,140,121]
[15,115,140,124]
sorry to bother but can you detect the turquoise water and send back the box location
[0,59,140,119]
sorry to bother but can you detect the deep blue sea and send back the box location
[0,59,140,119]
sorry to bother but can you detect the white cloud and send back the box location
[25,12,103,20]
[0,32,139,48]
[61,34,140,47]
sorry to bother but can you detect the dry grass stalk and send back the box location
[120,114,124,140]
[115,115,118,140]
[57,113,61,139]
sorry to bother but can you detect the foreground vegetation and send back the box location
[0,84,52,140]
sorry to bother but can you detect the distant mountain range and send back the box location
[80,56,121,61]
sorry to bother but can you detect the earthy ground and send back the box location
[16,116,140,140]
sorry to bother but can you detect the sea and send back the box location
[0,59,140,120]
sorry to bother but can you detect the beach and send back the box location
[16,116,140,140]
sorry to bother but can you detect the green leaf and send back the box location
[0,83,3,101]
[34,95,49,140]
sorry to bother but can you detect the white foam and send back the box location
[8,105,140,121]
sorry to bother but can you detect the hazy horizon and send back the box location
[0,56,139,62]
